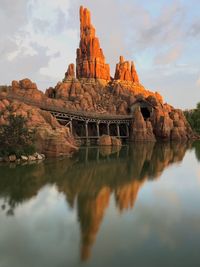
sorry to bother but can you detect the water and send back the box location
[0,142,200,267]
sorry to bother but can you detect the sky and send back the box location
[0,0,200,109]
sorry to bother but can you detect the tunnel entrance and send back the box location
[140,107,151,120]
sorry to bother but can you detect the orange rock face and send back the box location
[0,98,78,157]
[65,63,75,80]
[114,56,140,83]
[76,6,110,80]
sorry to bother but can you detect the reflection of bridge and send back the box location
[0,142,190,262]
[1,95,133,140]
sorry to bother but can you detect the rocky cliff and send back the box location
[0,81,78,157]
[0,6,197,142]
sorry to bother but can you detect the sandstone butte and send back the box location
[0,6,197,157]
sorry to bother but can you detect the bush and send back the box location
[184,103,200,134]
[0,114,36,157]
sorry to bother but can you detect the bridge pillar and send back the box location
[107,122,110,136]
[85,121,89,145]
[96,122,100,138]
[126,123,129,137]
[117,124,120,137]
[70,119,73,135]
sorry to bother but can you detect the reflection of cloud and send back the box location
[154,188,180,207]
[1,143,200,266]
[0,185,78,267]
[196,169,200,184]
[196,76,200,87]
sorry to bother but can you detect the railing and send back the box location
[0,94,133,121]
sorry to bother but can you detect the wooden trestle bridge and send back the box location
[1,95,133,141]
[51,110,132,140]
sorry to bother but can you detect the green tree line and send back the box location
[184,103,200,134]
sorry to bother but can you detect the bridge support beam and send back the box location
[85,121,89,145]
[96,122,100,138]
[117,124,120,137]
[70,119,73,135]
[107,122,110,136]
[126,123,129,137]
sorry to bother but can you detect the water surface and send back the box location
[0,142,200,267]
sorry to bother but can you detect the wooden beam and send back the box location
[70,119,73,135]
[117,124,120,137]
[126,123,129,137]
[107,122,110,136]
[97,122,100,138]
[85,121,89,138]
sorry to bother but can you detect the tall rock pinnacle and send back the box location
[114,56,140,83]
[76,6,110,80]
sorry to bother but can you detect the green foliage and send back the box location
[184,102,200,134]
[0,114,35,157]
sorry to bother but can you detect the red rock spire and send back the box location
[76,6,110,80]
[114,56,140,83]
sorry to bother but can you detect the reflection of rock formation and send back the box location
[115,180,144,212]
[78,187,110,261]
[0,142,192,259]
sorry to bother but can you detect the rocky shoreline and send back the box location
[0,152,45,164]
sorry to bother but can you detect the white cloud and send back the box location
[0,0,200,108]
[154,45,183,65]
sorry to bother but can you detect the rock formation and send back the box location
[0,6,197,143]
[0,97,78,157]
[65,63,75,80]
[114,56,139,83]
[98,135,122,146]
[76,6,110,80]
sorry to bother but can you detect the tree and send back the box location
[184,102,200,134]
[0,114,35,156]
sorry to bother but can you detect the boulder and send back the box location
[35,127,78,157]
[99,135,112,146]
[19,79,37,90]
[28,155,36,161]
[130,108,156,141]
[9,155,16,162]
[111,137,122,146]
[21,155,28,161]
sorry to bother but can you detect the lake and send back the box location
[0,142,200,267]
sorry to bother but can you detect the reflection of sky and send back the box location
[0,150,200,267]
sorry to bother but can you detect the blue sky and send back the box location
[0,0,200,109]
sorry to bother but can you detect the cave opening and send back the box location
[140,107,151,120]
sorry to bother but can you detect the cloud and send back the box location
[0,0,200,108]
[154,45,183,65]
[0,0,77,89]
[189,21,200,37]
[136,1,185,48]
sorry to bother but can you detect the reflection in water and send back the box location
[0,142,193,262]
